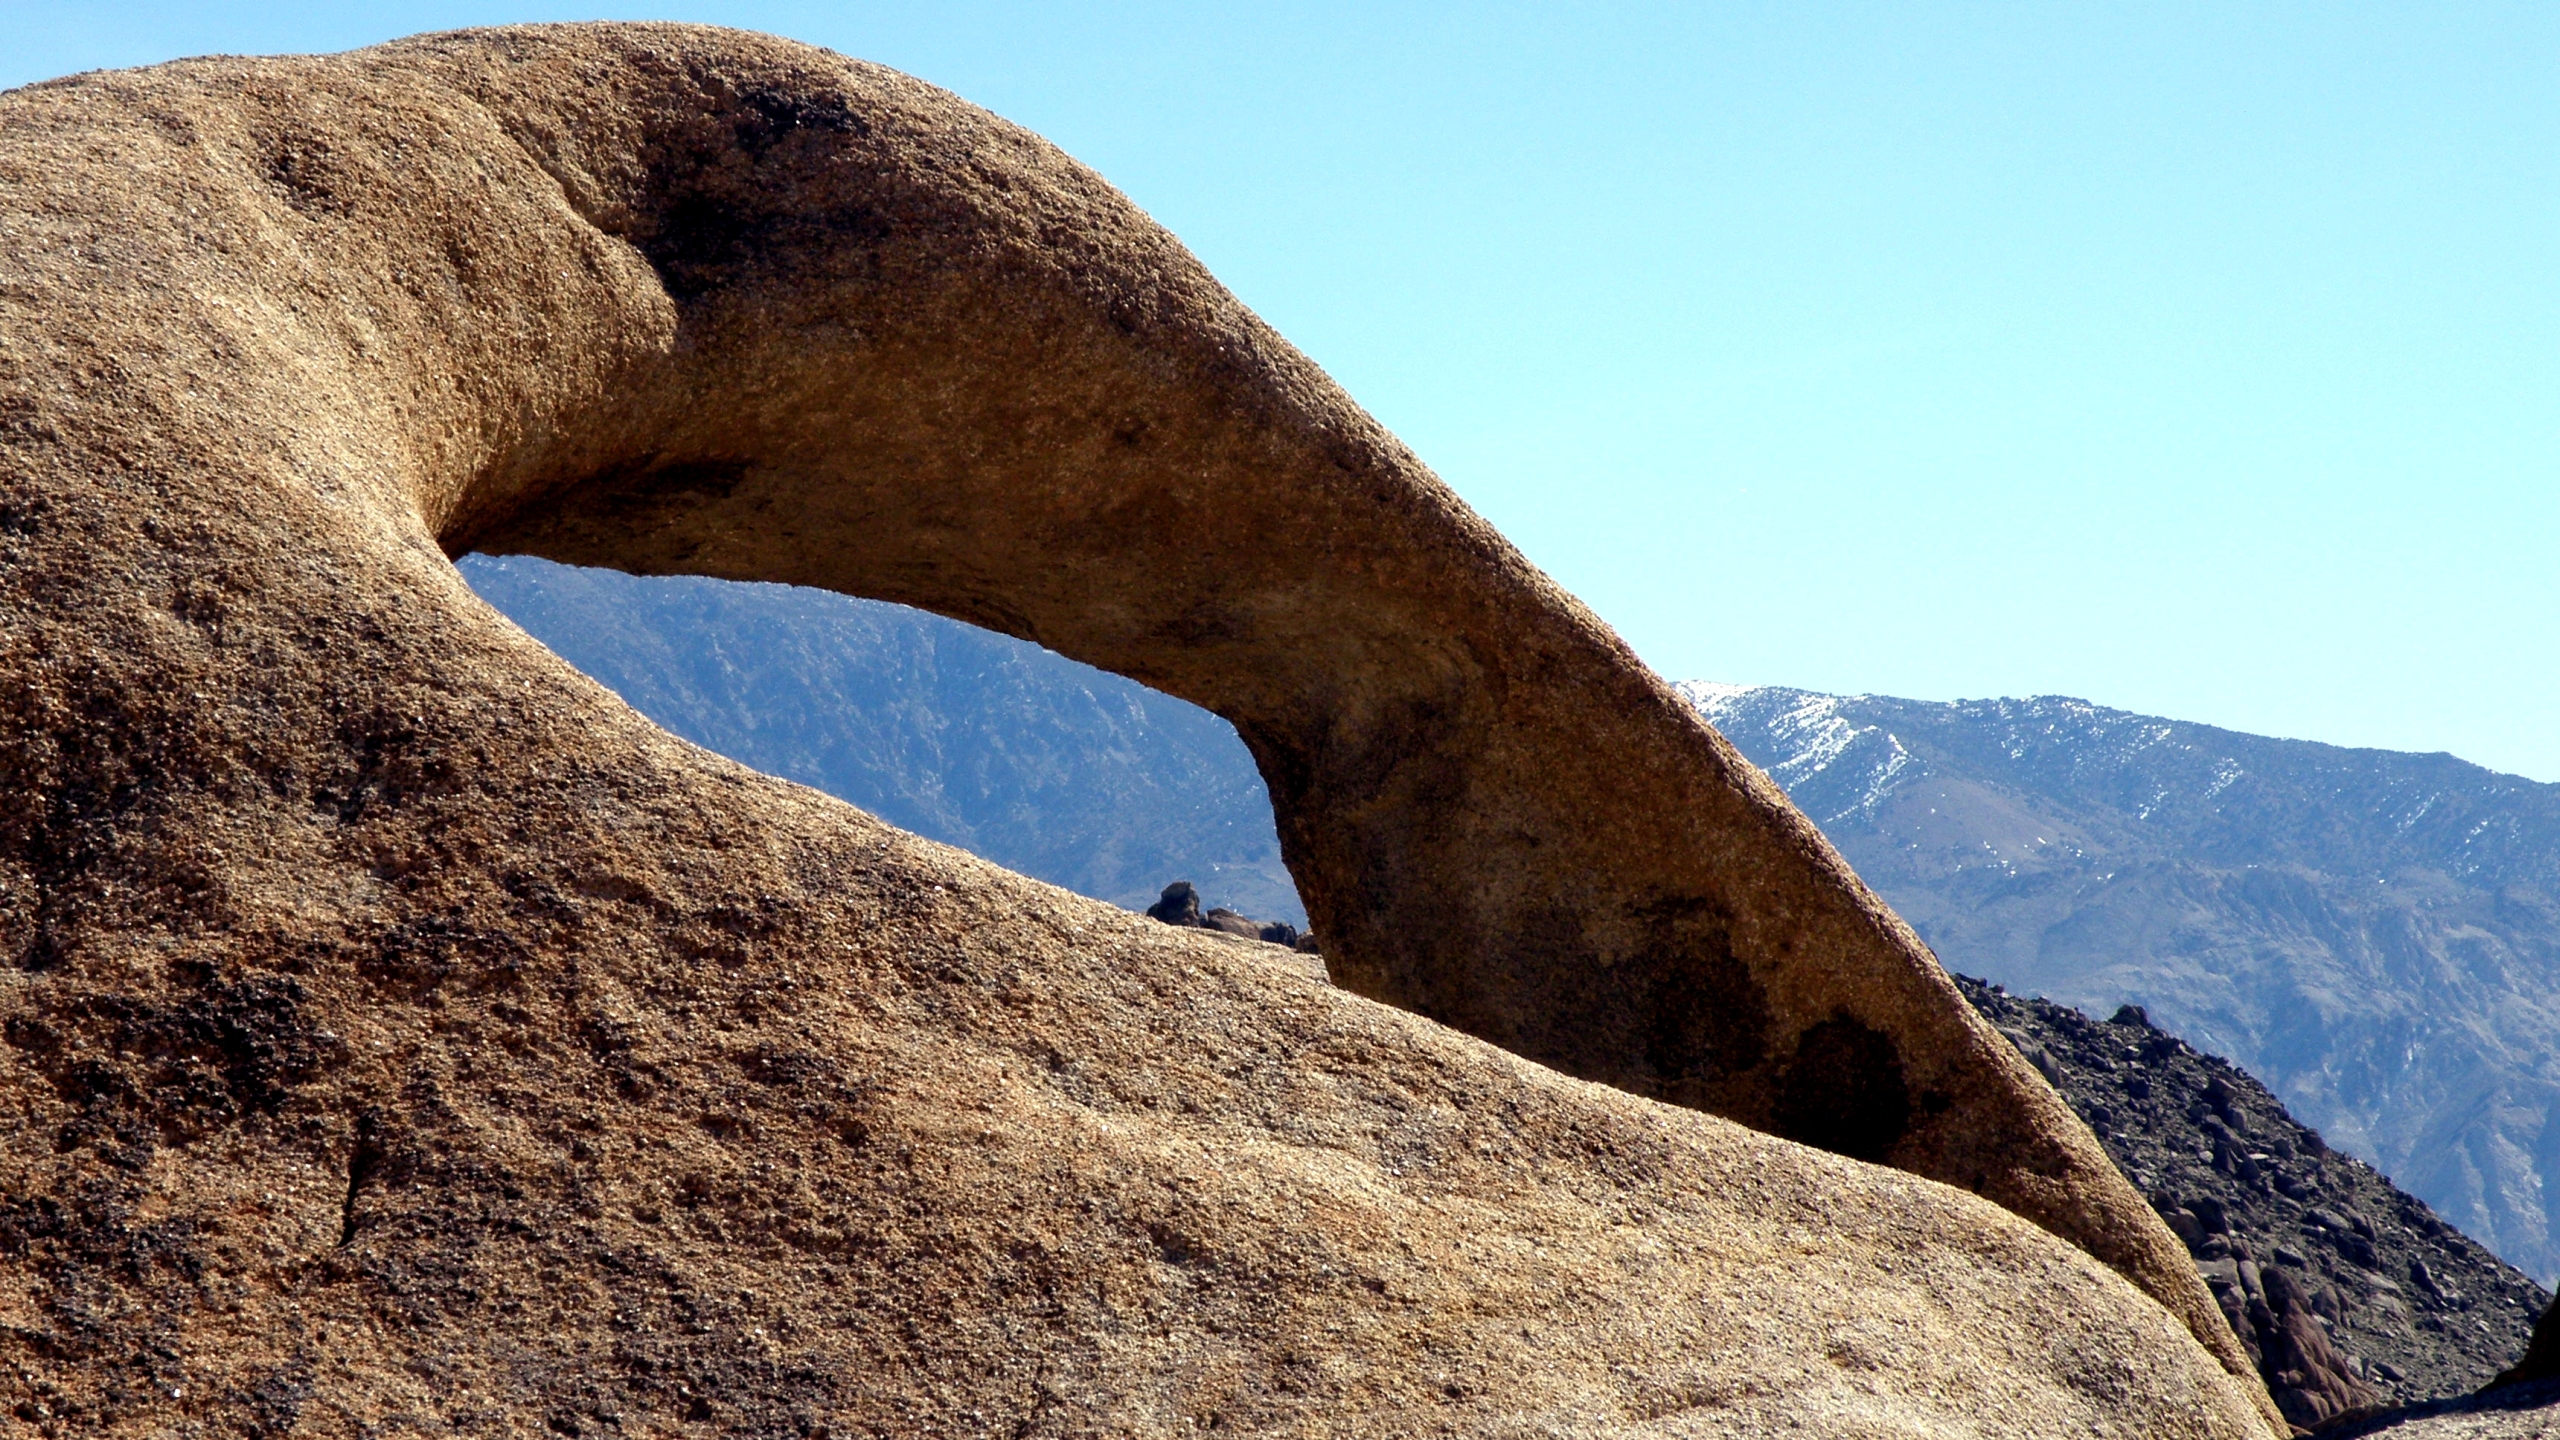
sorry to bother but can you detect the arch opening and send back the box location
[458,553,1306,926]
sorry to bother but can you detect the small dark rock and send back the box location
[1146,882,1202,927]
[2411,1258,2447,1300]
[2111,1004,2153,1028]
[1201,908,1261,939]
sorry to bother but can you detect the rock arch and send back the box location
[0,24,2276,1431]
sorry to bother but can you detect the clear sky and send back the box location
[11,3,2558,780]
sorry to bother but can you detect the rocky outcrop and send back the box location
[0,24,2278,1434]
[1962,979,2549,1422]
[1145,880,1206,927]
[2253,1264,2382,1428]
[1144,881,1307,948]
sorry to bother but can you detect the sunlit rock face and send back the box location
[464,568,2560,1303]
[455,560,2560,1403]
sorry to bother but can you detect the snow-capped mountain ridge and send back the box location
[1686,684,2558,888]
[1674,681,1915,822]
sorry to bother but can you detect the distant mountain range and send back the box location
[1684,682,2560,1286]
[464,556,2560,1286]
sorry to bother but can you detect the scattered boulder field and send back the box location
[1959,976,2552,1426]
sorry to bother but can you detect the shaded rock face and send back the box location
[0,23,2279,1435]
[2501,1305,2560,1389]
[1960,979,2549,1417]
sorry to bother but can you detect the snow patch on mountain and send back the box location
[1676,680,1915,822]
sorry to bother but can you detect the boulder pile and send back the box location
[1142,880,1312,950]
[1962,978,2552,1426]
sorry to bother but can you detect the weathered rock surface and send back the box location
[0,23,2278,1434]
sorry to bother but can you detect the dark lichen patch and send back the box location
[1636,927,1771,1109]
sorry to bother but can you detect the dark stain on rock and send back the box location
[5,971,334,1151]
[1637,919,1771,1108]
[626,86,890,302]
[340,1111,385,1247]
[1480,898,1772,1113]
[361,913,530,998]
[464,457,759,563]
[1775,1010,1910,1163]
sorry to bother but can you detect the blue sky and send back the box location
[11,3,2558,780]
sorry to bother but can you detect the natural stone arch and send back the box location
[0,24,2277,1432]
[431,22,2240,1347]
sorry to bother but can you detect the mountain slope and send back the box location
[1963,978,2548,1416]
[1683,682,2560,1284]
